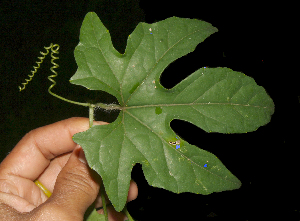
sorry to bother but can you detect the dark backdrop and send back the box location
[0,1,298,220]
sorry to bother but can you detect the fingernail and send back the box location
[93,121,109,126]
[77,146,87,164]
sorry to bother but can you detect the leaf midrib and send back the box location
[123,102,271,109]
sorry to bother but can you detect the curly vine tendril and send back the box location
[18,44,90,108]
[18,45,50,92]
[18,44,122,127]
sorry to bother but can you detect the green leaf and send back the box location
[84,207,105,221]
[71,12,274,212]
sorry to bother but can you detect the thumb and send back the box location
[47,146,100,219]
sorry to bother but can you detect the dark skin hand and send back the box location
[0,117,138,221]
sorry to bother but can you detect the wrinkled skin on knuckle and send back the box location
[29,203,83,221]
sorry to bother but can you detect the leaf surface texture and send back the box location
[71,12,274,211]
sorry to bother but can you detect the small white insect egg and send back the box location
[149,28,152,31]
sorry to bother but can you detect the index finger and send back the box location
[0,117,106,181]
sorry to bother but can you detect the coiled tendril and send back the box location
[18,44,91,106]
[19,44,56,91]
[46,44,60,96]
[18,44,122,127]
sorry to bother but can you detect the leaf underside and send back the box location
[71,12,274,212]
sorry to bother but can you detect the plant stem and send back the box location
[89,106,110,221]
[123,206,135,221]
[89,104,95,128]
[95,102,123,110]
[100,183,109,221]
[49,88,122,111]
[48,89,90,107]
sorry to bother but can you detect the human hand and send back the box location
[0,117,138,221]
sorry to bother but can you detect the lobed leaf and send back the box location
[71,12,274,212]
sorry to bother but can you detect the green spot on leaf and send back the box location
[155,107,162,115]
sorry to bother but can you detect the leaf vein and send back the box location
[90,22,122,97]
[125,110,234,185]
[126,28,205,104]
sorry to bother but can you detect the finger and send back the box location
[0,191,37,213]
[44,146,100,219]
[0,117,107,181]
[127,180,138,202]
[34,152,72,193]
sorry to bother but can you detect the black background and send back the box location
[0,0,298,220]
